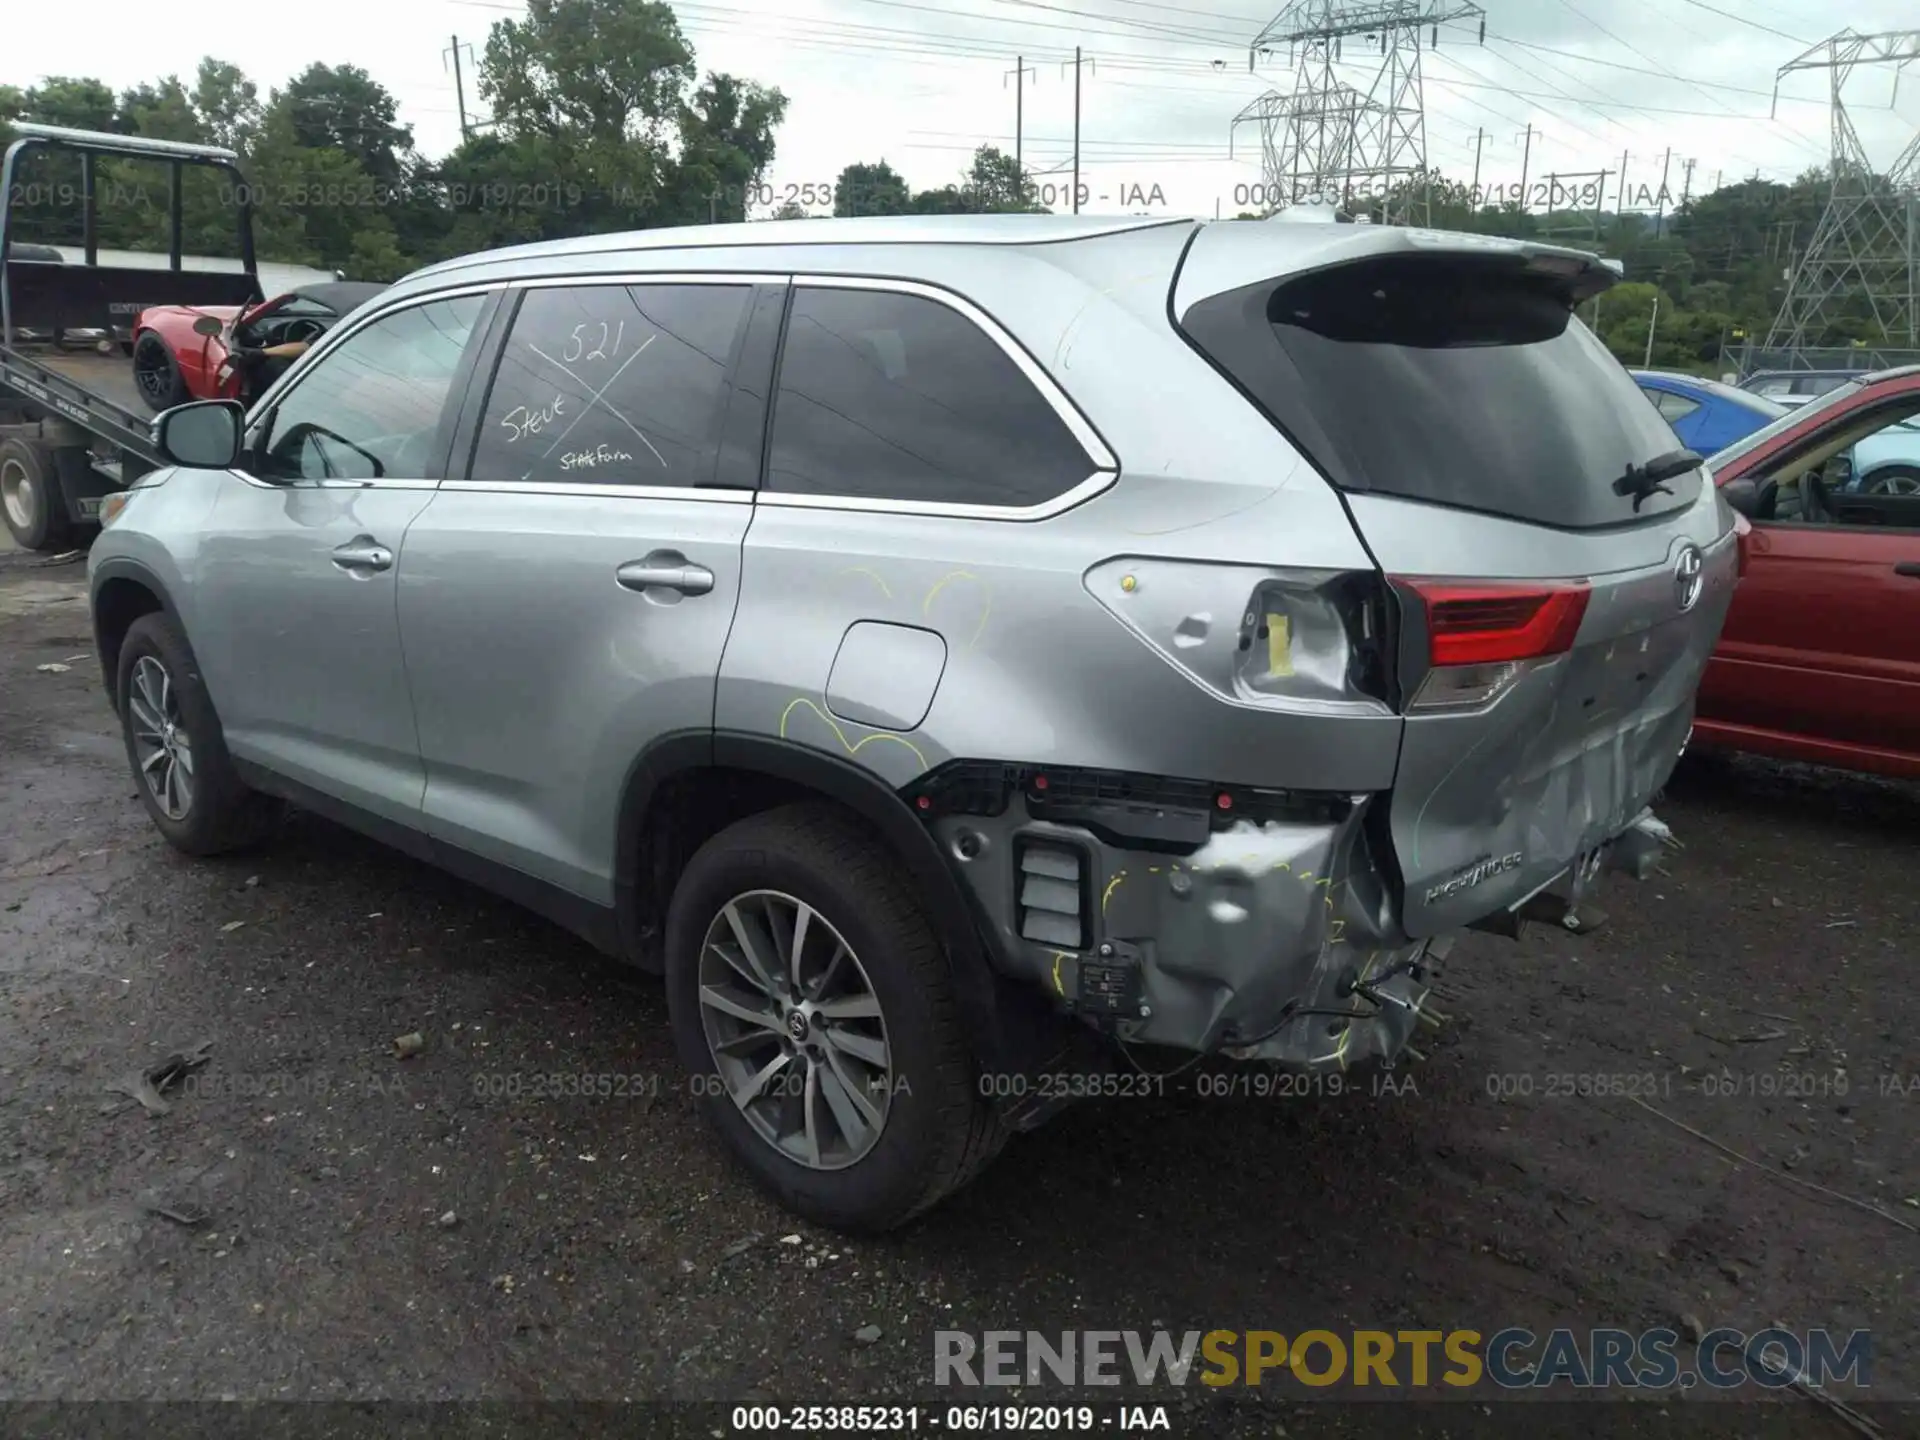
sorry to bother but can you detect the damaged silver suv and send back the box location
[88,213,1739,1232]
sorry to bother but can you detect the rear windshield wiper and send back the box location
[1612,448,1701,511]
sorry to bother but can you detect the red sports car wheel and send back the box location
[132,332,192,413]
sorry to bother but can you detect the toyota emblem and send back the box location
[1673,544,1704,613]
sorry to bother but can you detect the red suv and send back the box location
[1701,364,1920,779]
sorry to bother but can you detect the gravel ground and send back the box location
[2,543,1916,1436]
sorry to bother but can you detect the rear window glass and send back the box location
[1179,254,1701,529]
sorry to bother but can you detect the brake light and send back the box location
[1399,580,1590,665]
[1394,578,1591,713]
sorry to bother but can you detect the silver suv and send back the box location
[88,214,1739,1232]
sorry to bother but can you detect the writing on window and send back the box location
[472,283,752,487]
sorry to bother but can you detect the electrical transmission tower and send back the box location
[1230,77,1380,212]
[1764,27,1920,349]
[1244,0,1487,225]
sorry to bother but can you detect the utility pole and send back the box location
[1644,291,1660,367]
[1654,146,1672,225]
[1515,124,1534,212]
[445,36,472,140]
[1471,126,1484,197]
[1072,47,1082,215]
[1618,149,1629,214]
[1681,157,1697,208]
[1004,57,1035,178]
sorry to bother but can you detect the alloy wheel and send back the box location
[133,348,172,406]
[128,655,195,821]
[696,889,893,1171]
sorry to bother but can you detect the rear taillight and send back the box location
[1393,578,1591,712]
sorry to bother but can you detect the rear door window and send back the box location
[1179,253,1702,529]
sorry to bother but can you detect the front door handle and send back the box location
[1895,562,1920,578]
[617,559,715,596]
[331,538,393,572]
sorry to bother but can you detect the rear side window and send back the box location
[1179,254,1701,529]
[1650,390,1700,425]
[766,285,1094,509]
[471,283,752,487]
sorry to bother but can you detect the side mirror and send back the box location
[191,314,224,338]
[1718,476,1760,518]
[154,400,245,470]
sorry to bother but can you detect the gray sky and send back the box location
[10,0,1919,218]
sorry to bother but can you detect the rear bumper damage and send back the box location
[930,797,1675,1071]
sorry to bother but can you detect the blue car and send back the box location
[1629,370,1788,454]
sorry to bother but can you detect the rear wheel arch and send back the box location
[616,732,1037,1072]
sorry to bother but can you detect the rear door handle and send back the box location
[617,560,715,596]
[331,538,393,573]
[1896,563,1920,578]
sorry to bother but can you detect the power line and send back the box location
[1673,0,1808,45]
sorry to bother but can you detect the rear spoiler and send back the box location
[1397,229,1621,304]
[1174,221,1622,319]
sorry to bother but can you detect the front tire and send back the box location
[117,613,282,855]
[665,803,1003,1233]
[131,332,190,413]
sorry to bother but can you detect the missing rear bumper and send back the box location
[1470,807,1678,939]
[927,790,1448,1070]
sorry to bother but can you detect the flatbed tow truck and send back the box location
[0,122,261,551]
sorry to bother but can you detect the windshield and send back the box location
[1708,378,1868,466]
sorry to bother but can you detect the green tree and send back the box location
[664,72,788,223]
[277,64,413,185]
[192,59,261,153]
[833,160,910,217]
[245,102,406,278]
[964,144,1040,212]
[447,0,785,242]
[482,0,693,144]
[22,76,120,131]
[118,78,203,143]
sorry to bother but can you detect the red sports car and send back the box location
[1698,363,1920,779]
[129,281,387,412]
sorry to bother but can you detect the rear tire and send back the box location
[0,436,72,552]
[131,332,190,413]
[665,803,1004,1233]
[116,613,282,856]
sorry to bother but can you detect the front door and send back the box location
[193,291,492,826]
[1701,390,1920,772]
[397,277,782,905]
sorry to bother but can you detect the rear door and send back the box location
[1175,230,1740,936]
